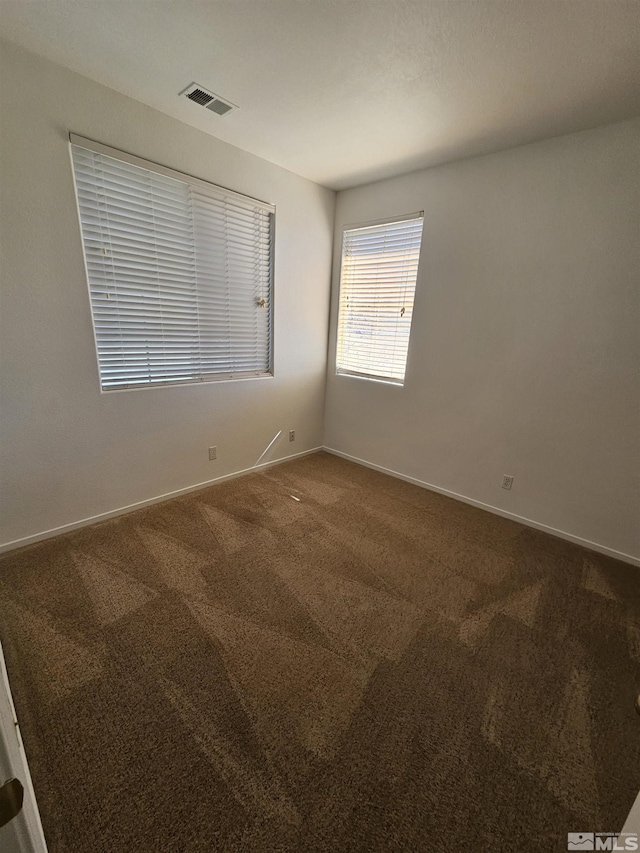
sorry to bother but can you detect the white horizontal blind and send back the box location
[71,139,274,390]
[336,215,423,384]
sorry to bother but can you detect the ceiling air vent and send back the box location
[180,83,237,117]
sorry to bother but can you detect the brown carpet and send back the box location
[0,451,638,852]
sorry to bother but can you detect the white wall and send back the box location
[2,38,637,562]
[0,41,335,547]
[324,119,640,562]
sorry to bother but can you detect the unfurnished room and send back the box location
[0,2,639,852]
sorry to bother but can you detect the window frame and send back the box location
[335,211,424,387]
[69,133,276,393]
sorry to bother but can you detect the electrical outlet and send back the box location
[208,446,217,461]
[502,475,514,490]
[289,430,295,442]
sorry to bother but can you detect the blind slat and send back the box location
[72,142,274,390]
[336,216,423,384]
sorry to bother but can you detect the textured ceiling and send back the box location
[1,1,639,189]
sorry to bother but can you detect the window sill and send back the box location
[99,372,275,394]
[335,369,404,387]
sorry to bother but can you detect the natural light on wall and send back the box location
[335,213,424,385]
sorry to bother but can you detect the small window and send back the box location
[70,136,274,391]
[335,213,423,385]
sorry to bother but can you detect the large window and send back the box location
[70,135,274,391]
[335,213,423,385]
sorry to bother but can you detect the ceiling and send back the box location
[1,1,639,190]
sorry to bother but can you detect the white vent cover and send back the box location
[180,82,237,116]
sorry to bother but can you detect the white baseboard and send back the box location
[3,445,638,568]
[323,446,640,568]
[0,447,323,555]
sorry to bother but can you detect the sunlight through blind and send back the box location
[336,214,423,384]
[71,137,274,390]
